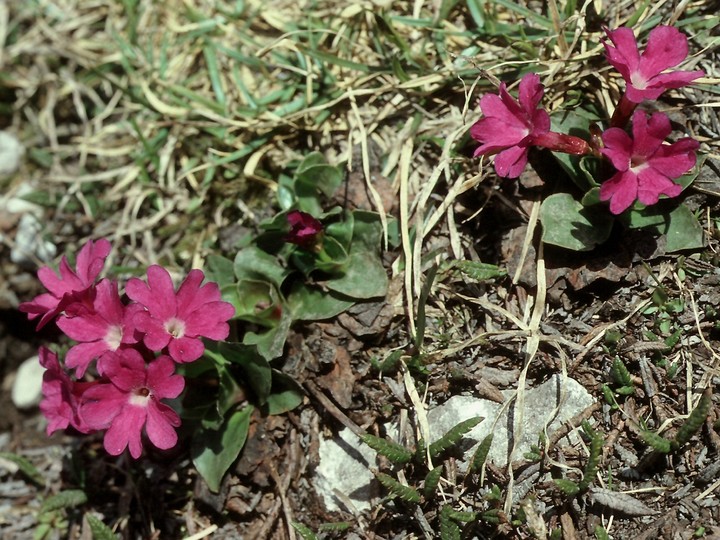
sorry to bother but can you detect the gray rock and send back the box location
[427,374,594,469]
[313,375,594,513]
[313,428,380,513]
[11,355,44,410]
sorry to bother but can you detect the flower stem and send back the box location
[610,94,637,128]
[531,131,591,155]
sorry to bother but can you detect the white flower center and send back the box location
[629,71,648,90]
[129,387,151,407]
[630,155,649,174]
[104,325,123,351]
[165,317,186,339]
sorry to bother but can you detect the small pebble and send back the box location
[11,355,44,410]
[0,131,24,175]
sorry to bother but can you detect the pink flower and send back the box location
[286,210,324,249]
[126,265,235,363]
[57,279,142,377]
[79,349,184,459]
[38,347,94,435]
[600,111,699,214]
[471,73,589,178]
[603,26,704,104]
[20,239,111,329]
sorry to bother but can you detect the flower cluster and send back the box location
[20,239,235,459]
[471,25,703,215]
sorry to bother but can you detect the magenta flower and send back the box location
[38,347,94,435]
[126,265,235,363]
[603,26,704,127]
[471,73,589,178]
[603,26,704,104]
[20,238,111,329]
[57,279,142,377]
[286,210,324,249]
[79,349,184,459]
[600,110,699,214]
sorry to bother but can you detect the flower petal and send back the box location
[65,341,112,377]
[601,128,633,171]
[631,111,670,158]
[638,25,689,80]
[146,356,185,399]
[517,73,544,114]
[636,167,683,206]
[103,405,147,458]
[493,144,529,178]
[603,27,640,78]
[650,138,699,177]
[167,336,205,363]
[600,170,638,215]
[145,402,180,451]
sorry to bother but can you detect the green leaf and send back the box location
[611,358,632,387]
[234,247,290,289]
[620,205,666,230]
[205,254,236,289]
[40,490,88,514]
[640,430,672,454]
[291,523,318,540]
[469,434,494,474]
[209,342,272,404]
[295,164,344,215]
[372,350,403,374]
[454,260,506,281]
[297,152,330,173]
[550,110,601,192]
[231,279,281,324]
[665,204,704,253]
[325,212,354,250]
[439,506,461,540]
[318,522,352,532]
[595,525,611,540]
[265,371,304,415]
[673,388,712,449]
[415,264,437,350]
[554,478,580,496]
[325,250,388,299]
[350,210,384,252]
[0,452,44,486]
[287,282,354,321]
[243,308,293,361]
[360,434,413,464]
[192,405,253,493]
[85,514,119,540]
[579,425,603,491]
[540,193,613,251]
[422,465,443,499]
[428,417,483,458]
[375,472,421,503]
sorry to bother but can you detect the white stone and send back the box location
[427,374,595,469]
[10,213,57,265]
[11,355,44,410]
[0,183,43,217]
[0,131,24,175]
[313,428,380,513]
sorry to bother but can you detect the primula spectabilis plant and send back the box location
[20,239,235,459]
[471,24,704,222]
